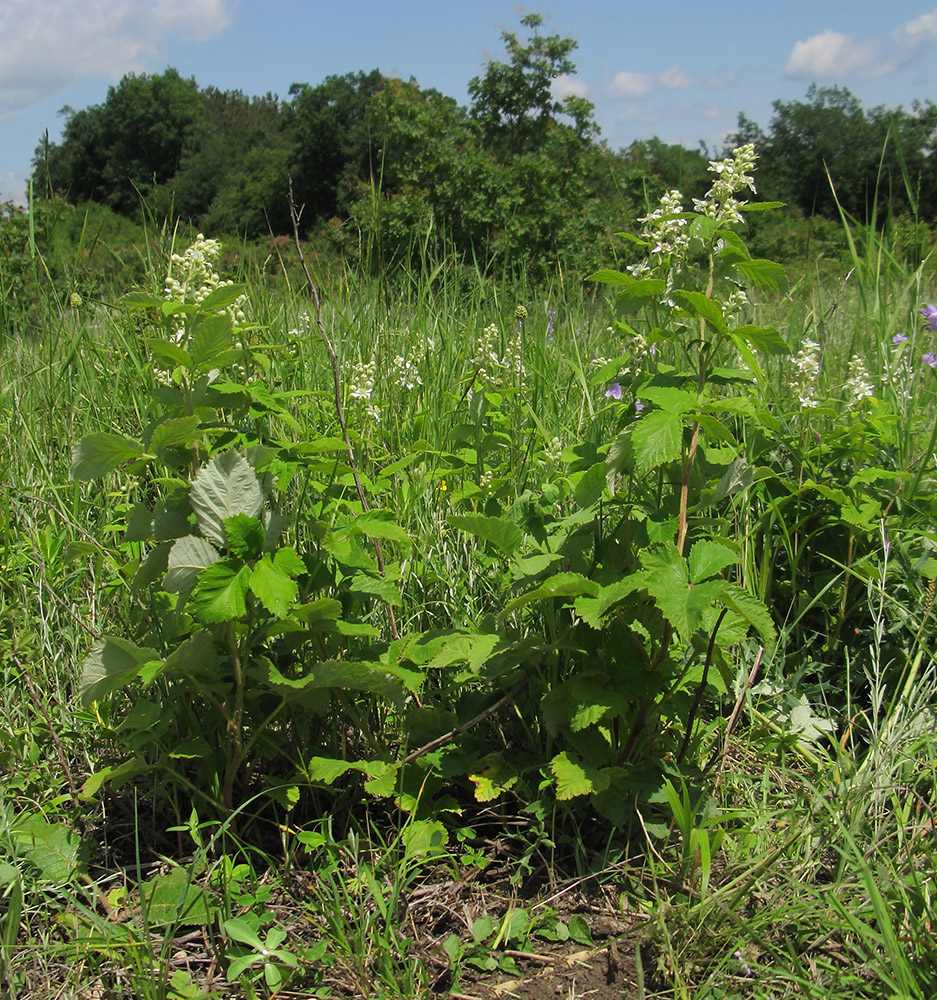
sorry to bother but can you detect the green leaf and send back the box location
[350,510,412,552]
[402,819,449,859]
[250,554,299,618]
[733,324,790,354]
[502,572,600,617]
[189,451,263,549]
[163,630,219,680]
[632,410,683,477]
[79,636,160,706]
[14,816,89,883]
[147,339,193,369]
[616,278,667,314]
[671,290,727,333]
[150,416,200,457]
[265,660,407,703]
[639,386,697,414]
[732,259,788,291]
[447,513,523,556]
[586,268,634,285]
[739,200,786,212]
[223,916,267,952]
[190,560,251,623]
[71,432,145,480]
[224,514,266,559]
[349,572,402,606]
[198,284,247,311]
[550,751,611,800]
[165,535,220,593]
[142,868,213,926]
[122,291,165,308]
[640,544,724,639]
[720,584,776,646]
[688,540,739,583]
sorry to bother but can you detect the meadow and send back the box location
[1,149,937,999]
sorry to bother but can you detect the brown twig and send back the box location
[288,179,398,641]
[704,644,764,782]
[401,665,536,766]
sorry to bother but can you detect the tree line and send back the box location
[31,13,937,274]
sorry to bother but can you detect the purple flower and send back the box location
[922,305,937,331]
[923,353,937,368]
[604,382,622,400]
[634,399,645,416]
[547,310,556,335]
[892,333,909,344]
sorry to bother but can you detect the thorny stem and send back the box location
[288,179,399,642]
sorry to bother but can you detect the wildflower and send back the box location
[546,310,556,335]
[544,436,564,464]
[921,305,937,331]
[791,339,821,409]
[923,353,937,368]
[634,399,645,415]
[892,333,909,344]
[391,352,422,391]
[347,360,376,401]
[604,382,623,400]
[845,355,874,404]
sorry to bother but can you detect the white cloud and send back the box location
[552,74,589,100]
[609,71,654,98]
[785,29,879,78]
[0,0,232,122]
[658,63,693,90]
[786,9,937,81]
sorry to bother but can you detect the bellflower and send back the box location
[921,305,937,331]
[604,382,622,400]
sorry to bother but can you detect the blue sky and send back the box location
[1,0,936,204]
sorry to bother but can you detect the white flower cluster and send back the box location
[544,436,564,464]
[692,144,758,228]
[629,189,690,276]
[791,339,821,409]
[163,234,248,341]
[347,359,380,423]
[845,355,874,405]
[391,350,423,391]
[470,323,525,386]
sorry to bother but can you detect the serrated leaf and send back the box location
[149,416,200,457]
[72,432,145,480]
[502,572,599,617]
[732,258,788,291]
[14,816,89,883]
[190,559,251,623]
[671,290,727,333]
[586,268,634,285]
[162,630,219,680]
[720,583,776,646]
[144,868,214,926]
[264,659,407,703]
[189,452,263,548]
[550,751,611,800]
[198,283,247,311]
[164,535,220,593]
[224,514,265,559]
[469,753,519,802]
[688,540,739,583]
[80,636,160,706]
[147,339,193,368]
[616,278,667,313]
[402,819,448,858]
[350,510,412,552]
[640,544,724,638]
[447,513,523,556]
[640,386,697,414]
[122,291,165,308]
[349,572,402,605]
[632,409,683,477]
[250,554,299,618]
[733,324,789,354]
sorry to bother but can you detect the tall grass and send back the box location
[1,205,937,998]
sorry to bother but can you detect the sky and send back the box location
[1,0,936,204]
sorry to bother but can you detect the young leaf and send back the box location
[189,451,263,549]
[632,409,683,477]
[688,540,739,583]
[550,751,612,799]
[250,553,299,618]
[71,432,145,480]
[190,560,251,623]
[224,514,266,559]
